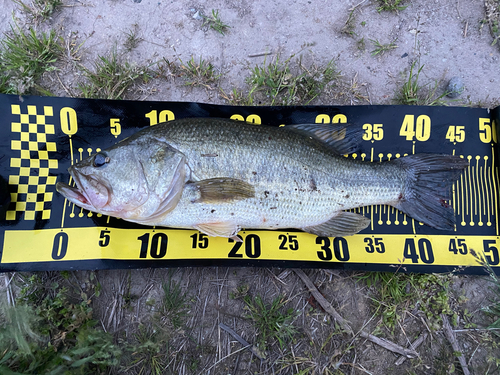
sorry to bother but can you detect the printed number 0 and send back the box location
[52,232,68,260]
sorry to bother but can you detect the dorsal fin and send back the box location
[285,123,363,155]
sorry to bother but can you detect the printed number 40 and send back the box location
[400,115,431,141]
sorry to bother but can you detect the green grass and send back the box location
[179,56,220,88]
[245,55,340,105]
[356,37,366,52]
[124,24,142,52]
[341,9,357,37]
[0,273,120,374]
[229,284,250,299]
[121,324,170,375]
[79,50,150,99]
[376,0,408,12]
[14,0,62,21]
[395,61,449,106]
[471,250,500,334]
[358,272,455,333]
[370,39,397,56]
[220,87,254,106]
[243,294,298,351]
[0,25,62,95]
[157,278,190,329]
[279,328,352,375]
[202,9,230,35]
[485,0,500,48]
[119,276,190,374]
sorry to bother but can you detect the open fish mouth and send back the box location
[56,180,93,209]
[56,168,111,211]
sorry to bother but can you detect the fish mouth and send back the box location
[56,167,111,211]
[56,181,91,206]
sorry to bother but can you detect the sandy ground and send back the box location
[1,0,500,374]
[2,0,499,105]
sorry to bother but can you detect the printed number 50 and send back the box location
[479,118,497,143]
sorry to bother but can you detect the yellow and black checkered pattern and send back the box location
[7,104,58,220]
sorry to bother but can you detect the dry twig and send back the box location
[294,268,353,335]
[219,322,267,360]
[395,332,428,365]
[358,331,418,358]
[294,269,418,359]
[441,314,471,375]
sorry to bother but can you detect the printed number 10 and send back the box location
[138,233,168,258]
[145,110,175,126]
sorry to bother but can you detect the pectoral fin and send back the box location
[189,178,255,203]
[195,222,241,240]
[302,211,370,237]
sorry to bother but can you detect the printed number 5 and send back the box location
[99,230,110,247]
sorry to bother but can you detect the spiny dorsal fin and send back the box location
[286,123,363,155]
[302,211,370,237]
[189,177,255,203]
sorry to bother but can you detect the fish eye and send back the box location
[93,152,109,168]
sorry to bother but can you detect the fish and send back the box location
[56,118,469,239]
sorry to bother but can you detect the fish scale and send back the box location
[148,118,405,229]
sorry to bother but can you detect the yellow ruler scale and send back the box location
[2,228,499,269]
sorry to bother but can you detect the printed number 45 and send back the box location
[446,125,465,143]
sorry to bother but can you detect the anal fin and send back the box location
[302,211,370,237]
[195,222,241,239]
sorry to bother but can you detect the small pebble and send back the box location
[192,11,203,20]
[446,76,464,98]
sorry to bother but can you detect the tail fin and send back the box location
[393,154,469,230]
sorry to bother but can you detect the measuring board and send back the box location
[0,93,498,274]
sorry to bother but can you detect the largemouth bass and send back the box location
[56,118,469,238]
